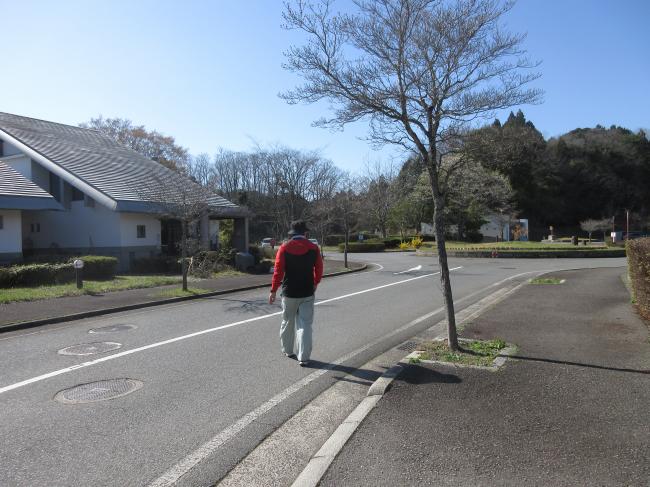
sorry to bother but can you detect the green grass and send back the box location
[0,275,182,304]
[530,277,564,285]
[419,240,609,251]
[417,338,508,367]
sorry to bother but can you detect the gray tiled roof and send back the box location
[0,112,243,214]
[0,161,62,210]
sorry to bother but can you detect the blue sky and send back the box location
[1,0,648,172]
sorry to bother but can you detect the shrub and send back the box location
[132,256,181,274]
[399,242,411,250]
[189,250,237,277]
[0,263,75,288]
[410,236,424,249]
[382,238,402,249]
[325,234,346,246]
[71,256,118,280]
[627,238,650,320]
[337,242,385,252]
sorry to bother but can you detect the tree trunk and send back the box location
[181,219,188,292]
[433,194,459,351]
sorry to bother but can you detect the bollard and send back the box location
[73,259,84,289]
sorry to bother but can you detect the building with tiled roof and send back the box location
[0,112,249,268]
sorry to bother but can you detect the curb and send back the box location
[416,250,626,258]
[0,263,368,334]
[291,275,533,487]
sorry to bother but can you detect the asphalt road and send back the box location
[0,253,626,486]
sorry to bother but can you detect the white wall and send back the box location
[1,139,22,157]
[0,210,22,253]
[119,213,161,247]
[1,154,32,179]
[22,202,122,249]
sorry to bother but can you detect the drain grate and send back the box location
[397,340,419,352]
[88,324,136,334]
[54,379,143,404]
[58,342,122,356]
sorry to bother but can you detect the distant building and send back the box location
[0,112,249,270]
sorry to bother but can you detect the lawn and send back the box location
[0,275,182,304]
[414,338,509,367]
[419,240,612,251]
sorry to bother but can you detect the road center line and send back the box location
[0,267,462,396]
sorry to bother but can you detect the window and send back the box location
[71,187,84,201]
[0,215,3,230]
[137,225,146,239]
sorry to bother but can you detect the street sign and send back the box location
[73,259,84,269]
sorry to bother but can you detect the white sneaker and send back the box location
[298,360,309,367]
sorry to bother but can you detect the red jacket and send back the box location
[271,237,323,298]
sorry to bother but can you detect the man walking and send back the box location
[269,220,323,366]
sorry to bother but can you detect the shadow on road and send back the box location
[509,355,650,375]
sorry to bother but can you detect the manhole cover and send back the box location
[88,324,136,334]
[54,379,143,404]
[397,340,419,352]
[57,342,122,356]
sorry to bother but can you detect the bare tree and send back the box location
[282,0,542,350]
[81,116,190,171]
[361,160,397,237]
[136,171,211,291]
[580,218,610,243]
[333,174,363,268]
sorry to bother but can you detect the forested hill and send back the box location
[467,111,650,233]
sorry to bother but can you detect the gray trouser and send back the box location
[280,295,315,362]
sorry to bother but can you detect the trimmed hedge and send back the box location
[71,256,118,280]
[0,263,74,288]
[0,255,117,288]
[337,242,385,252]
[627,238,650,320]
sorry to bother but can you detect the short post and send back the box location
[73,259,84,289]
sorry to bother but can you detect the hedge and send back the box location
[71,256,118,280]
[0,263,74,288]
[337,242,385,252]
[627,238,650,320]
[0,255,118,288]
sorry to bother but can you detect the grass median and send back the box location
[0,275,183,304]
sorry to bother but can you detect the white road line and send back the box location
[0,267,463,396]
[394,265,422,275]
[148,306,445,487]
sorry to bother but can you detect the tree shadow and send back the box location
[301,360,462,386]
[396,364,463,385]
[509,355,650,375]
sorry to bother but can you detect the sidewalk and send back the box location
[320,267,650,486]
[0,259,364,330]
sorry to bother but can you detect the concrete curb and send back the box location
[0,263,368,334]
[290,275,534,487]
[416,249,626,258]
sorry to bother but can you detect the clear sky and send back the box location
[2,0,648,172]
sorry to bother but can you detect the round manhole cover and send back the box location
[57,342,122,356]
[54,379,143,404]
[88,324,136,334]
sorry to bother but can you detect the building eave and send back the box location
[0,127,118,211]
